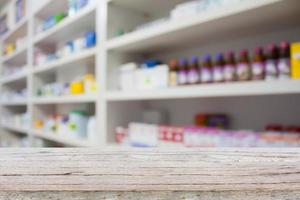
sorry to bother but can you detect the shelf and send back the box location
[106,80,300,101]
[106,0,300,53]
[32,129,91,147]
[1,17,28,43]
[32,95,97,104]
[107,0,185,16]
[34,0,67,19]
[0,100,28,106]
[0,124,28,135]
[33,47,97,74]
[34,5,96,45]
[0,70,28,84]
[1,45,28,65]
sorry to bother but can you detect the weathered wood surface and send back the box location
[0,148,300,199]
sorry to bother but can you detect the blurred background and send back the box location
[0,0,299,148]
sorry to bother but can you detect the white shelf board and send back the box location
[1,17,28,42]
[34,0,68,19]
[32,95,97,105]
[106,80,300,101]
[0,99,28,106]
[32,129,91,147]
[107,0,185,17]
[33,47,96,74]
[0,124,28,135]
[1,45,28,65]
[34,5,96,44]
[106,0,300,53]
[0,70,28,84]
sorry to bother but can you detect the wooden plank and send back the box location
[0,191,300,200]
[0,148,299,198]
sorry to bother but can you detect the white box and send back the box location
[119,62,138,91]
[135,64,169,90]
[129,123,158,147]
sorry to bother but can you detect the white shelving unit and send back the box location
[33,47,96,74]
[1,0,300,147]
[34,7,96,44]
[1,45,27,63]
[0,70,27,84]
[106,80,300,101]
[32,95,97,104]
[0,0,102,147]
[103,0,300,145]
[0,124,29,135]
[31,129,91,147]
[0,0,30,147]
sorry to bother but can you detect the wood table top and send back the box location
[0,148,300,192]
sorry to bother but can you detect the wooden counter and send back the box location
[0,148,300,199]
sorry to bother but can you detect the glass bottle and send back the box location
[213,53,225,83]
[168,59,179,87]
[237,49,251,81]
[278,41,291,80]
[265,43,279,81]
[224,51,236,82]
[187,56,200,85]
[200,54,213,84]
[177,58,188,85]
[252,47,265,80]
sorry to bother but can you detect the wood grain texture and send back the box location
[0,191,300,200]
[0,148,299,194]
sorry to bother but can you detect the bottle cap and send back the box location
[267,43,276,51]
[239,49,248,56]
[189,55,198,64]
[225,51,234,57]
[202,54,211,62]
[143,59,161,68]
[255,47,263,54]
[280,41,289,49]
[216,53,223,60]
[169,59,178,66]
[179,58,187,66]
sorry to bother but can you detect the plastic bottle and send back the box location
[251,47,265,80]
[278,41,291,80]
[87,116,96,145]
[69,110,88,138]
[224,51,236,82]
[237,50,251,81]
[265,43,279,81]
[213,53,225,83]
[85,31,96,48]
[187,56,200,85]
[200,54,213,83]
[68,0,77,17]
[177,58,188,85]
[168,59,179,87]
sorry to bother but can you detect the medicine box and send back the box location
[291,42,300,79]
[135,64,169,90]
[129,123,158,147]
[119,62,138,91]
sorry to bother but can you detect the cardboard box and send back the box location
[291,42,300,79]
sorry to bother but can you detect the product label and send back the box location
[200,68,212,83]
[278,58,291,80]
[265,59,278,80]
[237,63,251,81]
[178,70,188,85]
[278,58,290,74]
[213,66,224,82]
[252,62,265,80]
[188,69,200,84]
[169,72,178,86]
[224,64,236,81]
